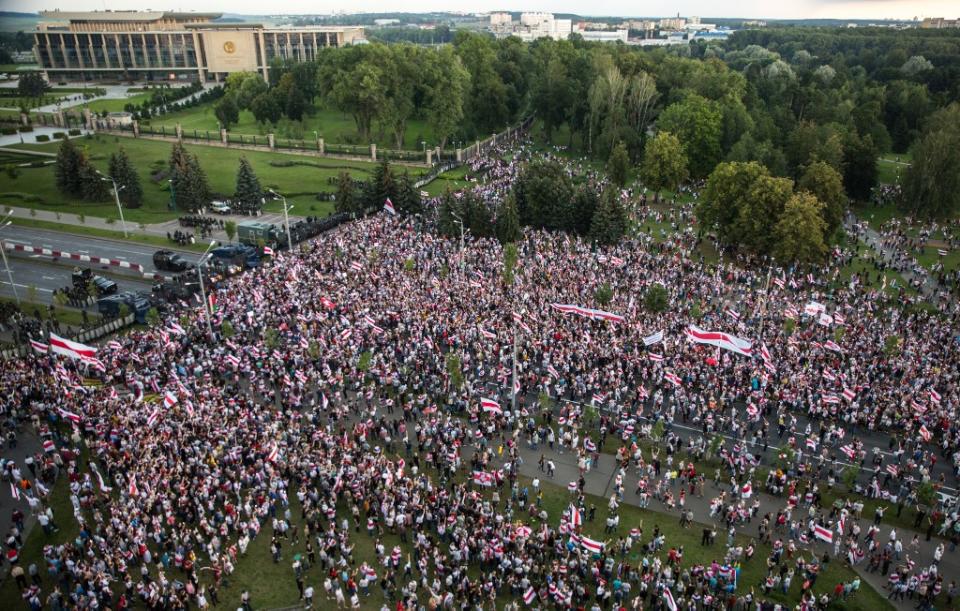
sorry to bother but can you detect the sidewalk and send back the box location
[2,205,303,245]
[488,434,952,611]
[847,214,948,302]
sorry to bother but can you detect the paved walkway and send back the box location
[847,213,950,302]
[0,428,44,583]
[1,205,304,246]
[484,428,952,611]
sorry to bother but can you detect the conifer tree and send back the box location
[234,157,264,213]
[108,148,143,208]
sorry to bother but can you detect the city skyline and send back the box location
[4,0,959,21]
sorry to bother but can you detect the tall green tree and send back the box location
[571,185,600,236]
[513,159,576,232]
[842,133,879,203]
[798,161,845,237]
[363,159,396,211]
[285,87,306,122]
[17,72,48,98]
[773,192,828,264]
[335,171,361,216]
[214,93,240,129]
[901,103,960,218]
[495,194,522,245]
[79,163,109,202]
[606,142,630,189]
[701,161,794,255]
[54,138,84,199]
[590,188,628,246]
[108,148,143,209]
[640,131,689,201]
[169,142,211,213]
[656,94,723,178]
[250,91,282,125]
[234,157,263,212]
[393,170,421,215]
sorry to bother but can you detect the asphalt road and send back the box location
[0,257,152,305]
[0,225,196,273]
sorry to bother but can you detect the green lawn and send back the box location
[877,158,906,186]
[0,296,98,328]
[0,432,892,611]
[84,93,155,113]
[0,134,423,223]
[148,103,441,151]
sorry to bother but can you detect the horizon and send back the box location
[2,1,959,22]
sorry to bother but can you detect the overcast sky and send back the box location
[7,0,959,20]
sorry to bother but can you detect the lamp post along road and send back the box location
[99,171,128,238]
[0,212,19,304]
[269,189,294,251]
[196,239,217,340]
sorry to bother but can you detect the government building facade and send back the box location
[33,11,365,83]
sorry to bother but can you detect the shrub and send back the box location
[0,127,15,135]
[29,160,46,168]
[68,128,81,136]
[35,135,49,142]
[52,132,66,140]
[19,125,33,133]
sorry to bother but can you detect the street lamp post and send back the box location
[0,212,19,304]
[98,171,128,238]
[196,239,217,340]
[167,178,176,212]
[268,189,294,251]
[450,211,465,252]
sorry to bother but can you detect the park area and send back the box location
[0,134,427,225]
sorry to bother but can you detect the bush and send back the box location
[68,128,81,136]
[35,134,49,142]
[52,132,66,140]
[29,160,46,168]
[0,127,15,135]
[18,125,33,133]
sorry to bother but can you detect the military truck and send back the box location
[237,221,283,249]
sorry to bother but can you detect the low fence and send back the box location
[1,313,134,360]
[3,241,145,273]
[6,108,534,169]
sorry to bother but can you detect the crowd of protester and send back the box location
[1,139,959,610]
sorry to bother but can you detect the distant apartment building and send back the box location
[33,10,364,83]
[578,29,628,43]
[489,12,571,41]
[920,17,959,28]
[658,17,687,31]
[489,12,513,27]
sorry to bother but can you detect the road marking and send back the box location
[0,280,53,292]
[42,276,56,280]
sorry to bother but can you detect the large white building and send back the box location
[33,10,364,83]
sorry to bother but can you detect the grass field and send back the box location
[84,92,155,113]
[0,424,892,611]
[148,103,442,151]
[0,296,98,328]
[0,134,423,224]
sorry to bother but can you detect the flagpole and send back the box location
[758,265,772,340]
[512,329,518,413]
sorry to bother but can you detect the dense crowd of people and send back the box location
[1,139,959,610]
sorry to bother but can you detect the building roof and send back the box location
[38,10,222,22]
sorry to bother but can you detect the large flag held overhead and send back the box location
[686,325,752,357]
[49,333,97,360]
[480,397,502,415]
[550,303,625,324]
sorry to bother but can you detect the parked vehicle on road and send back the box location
[153,250,193,272]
